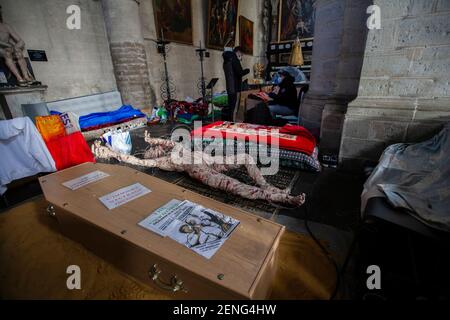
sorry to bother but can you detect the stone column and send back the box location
[299,0,370,155]
[102,0,154,111]
[339,0,450,171]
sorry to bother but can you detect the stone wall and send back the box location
[340,0,450,170]
[102,0,154,110]
[299,0,370,155]
[108,42,153,110]
[1,0,117,102]
[140,0,266,105]
[2,0,265,110]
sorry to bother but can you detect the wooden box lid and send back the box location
[39,163,285,299]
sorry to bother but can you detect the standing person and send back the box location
[222,46,250,121]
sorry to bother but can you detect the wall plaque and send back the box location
[27,50,48,62]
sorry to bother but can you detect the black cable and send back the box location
[304,201,341,300]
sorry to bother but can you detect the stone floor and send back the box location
[0,122,365,299]
[101,123,364,298]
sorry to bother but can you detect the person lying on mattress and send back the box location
[268,70,299,118]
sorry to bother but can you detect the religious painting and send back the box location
[239,16,253,55]
[207,0,240,50]
[279,0,315,42]
[153,0,193,45]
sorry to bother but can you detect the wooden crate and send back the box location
[39,163,285,300]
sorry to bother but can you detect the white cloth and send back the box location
[0,117,56,195]
[361,123,450,232]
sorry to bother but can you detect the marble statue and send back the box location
[0,6,35,86]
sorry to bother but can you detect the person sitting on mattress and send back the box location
[268,70,298,118]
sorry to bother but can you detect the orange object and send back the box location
[35,115,66,143]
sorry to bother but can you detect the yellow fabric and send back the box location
[35,115,66,143]
[0,197,335,300]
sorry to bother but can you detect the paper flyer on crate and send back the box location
[139,200,240,259]
[138,199,182,237]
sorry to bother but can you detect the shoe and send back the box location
[17,80,28,87]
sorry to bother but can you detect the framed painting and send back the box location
[207,0,240,50]
[278,0,315,42]
[239,16,253,55]
[153,0,193,45]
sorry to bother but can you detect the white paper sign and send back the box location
[63,171,110,190]
[138,199,182,237]
[99,183,152,210]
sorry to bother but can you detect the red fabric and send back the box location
[165,99,209,117]
[192,121,316,156]
[279,124,316,142]
[248,92,271,102]
[45,132,95,171]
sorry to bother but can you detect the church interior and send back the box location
[0,0,449,302]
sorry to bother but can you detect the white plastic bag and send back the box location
[102,130,132,155]
[59,112,80,135]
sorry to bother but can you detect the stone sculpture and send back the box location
[0,6,36,87]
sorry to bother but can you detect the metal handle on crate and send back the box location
[149,264,188,293]
[46,205,56,217]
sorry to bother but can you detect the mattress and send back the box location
[191,121,316,156]
[193,138,321,172]
[192,121,320,172]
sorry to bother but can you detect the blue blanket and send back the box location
[51,105,145,130]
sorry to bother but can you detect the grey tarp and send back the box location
[361,123,450,232]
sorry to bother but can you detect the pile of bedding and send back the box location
[191,121,321,172]
[51,105,146,132]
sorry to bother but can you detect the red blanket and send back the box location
[46,132,95,171]
[191,121,316,156]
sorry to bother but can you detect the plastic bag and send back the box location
[59,112,80,135]
[157,107,168,123]
[35,115,66,142]
[148,107,168,124]
[45,131,95,171]
[102,130,132,155]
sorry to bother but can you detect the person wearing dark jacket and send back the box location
[222,46,250,121]
[268,70,298,118]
